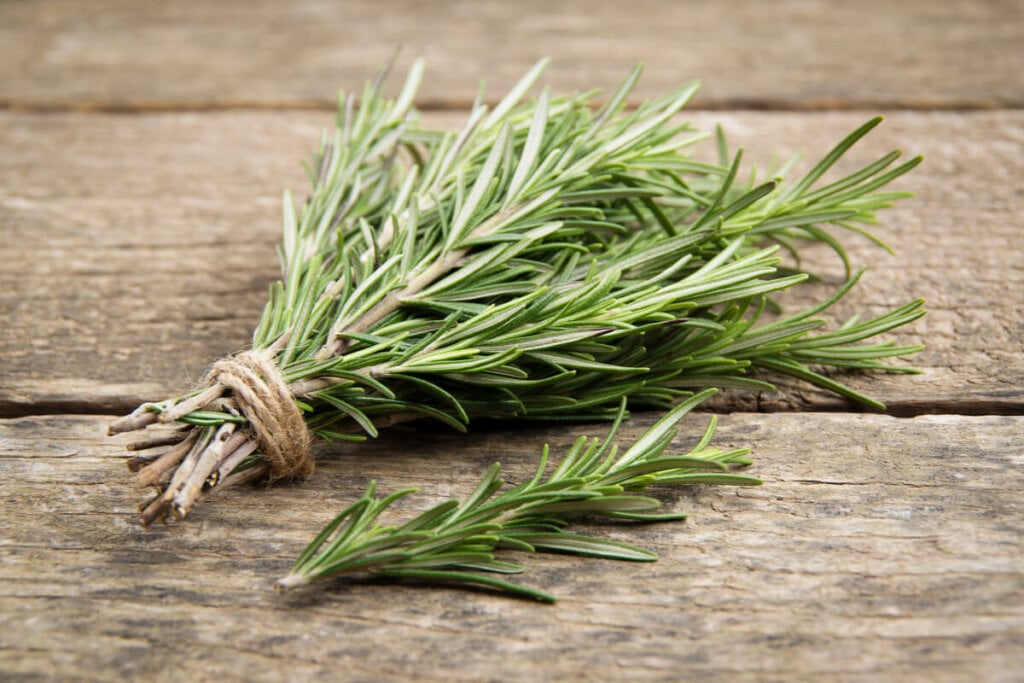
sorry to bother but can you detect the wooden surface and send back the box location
[2,413,1023,682]
[2,2,1022,681]
[2,0,1022,110]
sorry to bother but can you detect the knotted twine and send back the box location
[207,350,313,480]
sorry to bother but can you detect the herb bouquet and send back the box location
[111,60,923,598]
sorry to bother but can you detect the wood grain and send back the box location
[2,109,1021,415]
[1,412,1020,681]
[2,0,1022,111]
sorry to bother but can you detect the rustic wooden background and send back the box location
[2,1,1022,681]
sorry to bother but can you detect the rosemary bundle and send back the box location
[111,60,923,593]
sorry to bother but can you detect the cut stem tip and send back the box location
[277,573,309,590]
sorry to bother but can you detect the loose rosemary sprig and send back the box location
[280,390,758,602]
[111,59,924,525]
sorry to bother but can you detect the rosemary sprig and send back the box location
[280,390,758,602]
[112,59,924,525]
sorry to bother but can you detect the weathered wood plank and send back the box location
[0,110,318,414]
[2,110,1021,414]
[1,412,1021,681]
[1,0,1021,110]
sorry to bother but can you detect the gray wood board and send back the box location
[1,412,1021,681]
[2,0,1022,111]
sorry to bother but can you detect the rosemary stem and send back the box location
[124,427,191,452]
[172,421,237,519]
[135,429,201,488]
[316,205,519,360]
[217,462,270,491]
[108,403,160,435]
[214,435,260,482]
[159,385,226,423]
[140,428,213,525]
[316,244,460,359]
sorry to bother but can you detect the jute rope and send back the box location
[207,350,313,480]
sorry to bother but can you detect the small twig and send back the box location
[172,422,238,519]
[217,462,270,491]
[108,403,160,435]
[214,435,260,483]
[134,429,201,487]
[140,427,213,525]
[158,385,225,424]
[125,427,191,452]
[126,455,156,473]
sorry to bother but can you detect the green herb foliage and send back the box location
[115,59,923,531]
[281,390,758,602]
[263,58,923,439]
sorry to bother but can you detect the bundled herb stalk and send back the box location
[111,59,923,537]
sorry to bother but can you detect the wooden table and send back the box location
[2,2,1022,681]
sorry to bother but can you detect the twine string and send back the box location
[208,350,313,479]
